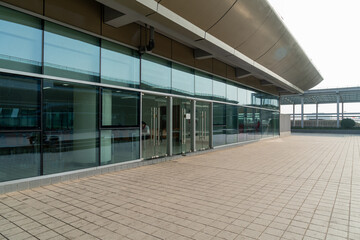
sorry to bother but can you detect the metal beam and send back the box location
[235,68,252,79]
[104,6,137,27]
[194,49,212,60]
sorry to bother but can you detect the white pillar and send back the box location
[316,103,319,127]
[336,94,340,128]
[292,104,296,127]
[301,97,304,128]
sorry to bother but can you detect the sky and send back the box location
[268,0,360,90]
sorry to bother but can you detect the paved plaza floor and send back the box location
[1,134,360,240]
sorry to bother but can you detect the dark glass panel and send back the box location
[101,40,140,88]
[101,129,139,165]
[226,105,238,144]
[261,110,273,138]
[238,107,246,142]
[245,108,255,141]
[0,74,40,130]
[273,111,280,136]
[102,88,139,127]
[0,132,40,182]
[195,71,213,99]
[213,103,226,146]
[172,98,191,155]
[43,80,99,174]
[254,108,262,139]
[141,54,171,93]
[172,63,194,96]
[0,6,42,73]
[44,22,100,82]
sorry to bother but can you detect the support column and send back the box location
[292,104,296,127]
[191,100,196,152]
[301,97,304,128]
[316,103,319,127]
[342,102,344,120]
[167,97,173,156]
[336,94,340,128]
[209,102,213,149]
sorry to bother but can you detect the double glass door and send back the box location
[173,98,191,155]
[142,94,167,159]
[196,101,210,151]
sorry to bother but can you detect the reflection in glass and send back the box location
[43,80,98,174]
[245,108,255,141]
[226,105,238,144]
[213,103,226,146]
[213,78,226,100]
[102,89,139,127]
[101,40,140,88]
[0,74,40,129]
[0,132,40,182]
[44,22,100,82]
[0,6,42,73]
[195,71,213,99]
[172,64,194,96]
[101,129,139,165]
[226,84,238,103]
[141,54,171,93]
[173,98,191,155]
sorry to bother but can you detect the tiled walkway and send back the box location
[1,134,360,240]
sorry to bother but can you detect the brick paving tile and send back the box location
[0,134,360,240]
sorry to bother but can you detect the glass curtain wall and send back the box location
[226,105,238,144]
[101,88,140,165]
[43,80,99,174]
[141,54,171,93]
[213,103,226,146]
[0,6,42,73]
[44,22,100,82]
[101,40,140,88]
[0,74,41,182]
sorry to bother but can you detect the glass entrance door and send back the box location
[142,94,167,159]
[196,101,210,151]
[173,98,191,155]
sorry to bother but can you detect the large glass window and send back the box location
[44,22,100,82]
[238,88,248,105]
[101,40,140,88]
[0,6,42,73]
[102,89,139,127]
[43,80,99,174]
[213,103,226,146]
[213,78,226,100]
[101,88,140,165]
[195,71,213,99]
[171,63,194,96]
[141,54,171,93]
[0,132,40,182]
[226,83,238,103]
[0,74,40,129]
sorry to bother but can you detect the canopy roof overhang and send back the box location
[281,87,360,105]
[97,0,323,94]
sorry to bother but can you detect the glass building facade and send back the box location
[0,6,279,182]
